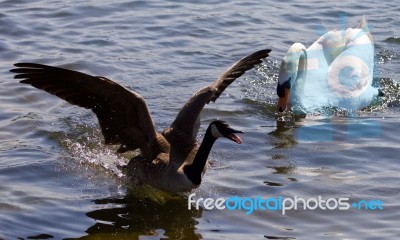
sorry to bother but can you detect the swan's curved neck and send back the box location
[288,47,307,85]
[278,43,307,89]
[296,48,307,83]
[183,125,217,185]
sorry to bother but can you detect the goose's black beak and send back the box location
[224,127,243,144]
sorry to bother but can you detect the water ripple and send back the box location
[0,0,399,239]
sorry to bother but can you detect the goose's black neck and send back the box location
[183,126,217,185]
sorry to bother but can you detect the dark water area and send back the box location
[0,0,399,239]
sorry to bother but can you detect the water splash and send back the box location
[62,138,127,179]
[240,60,280,105]
[376,48,398,65]
[50,113,132,180]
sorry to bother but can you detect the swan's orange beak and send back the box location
[277,88,290,112]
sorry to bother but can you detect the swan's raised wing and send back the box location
[11,63,157,153]
[171,49,271,140]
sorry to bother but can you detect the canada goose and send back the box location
[11,49,270,193]
[277,16,379,114]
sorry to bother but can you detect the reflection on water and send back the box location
[0,0,399,239]
[269,120,298,149]
[75,191,202,240]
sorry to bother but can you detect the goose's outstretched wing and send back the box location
[11,63,157,153]
[171,49,271,139]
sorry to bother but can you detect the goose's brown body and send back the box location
[11,49,270,193]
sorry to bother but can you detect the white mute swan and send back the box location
[277,16,380,114]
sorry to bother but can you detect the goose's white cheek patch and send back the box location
[211,124,223,139]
